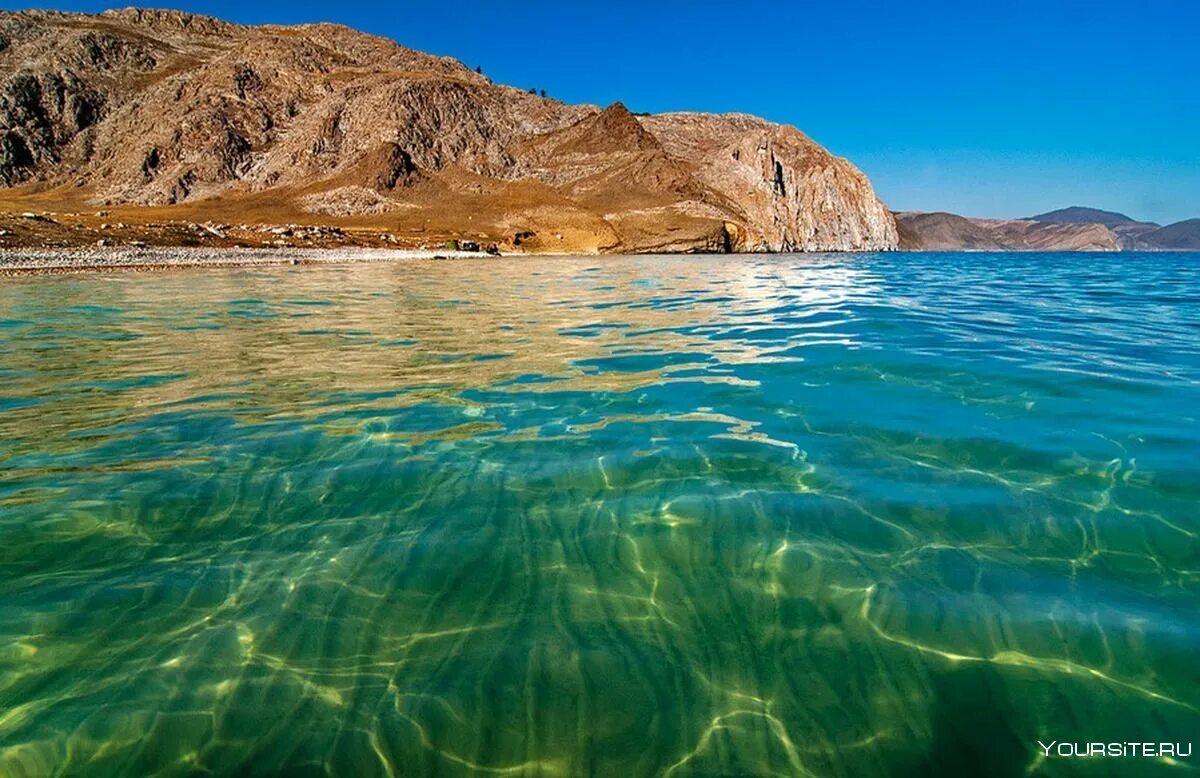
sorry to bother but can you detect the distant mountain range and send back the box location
[896,207,1200,251]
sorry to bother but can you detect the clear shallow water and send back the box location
[0,252,1197,777]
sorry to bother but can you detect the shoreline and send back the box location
[0,246,525,275]
[3,245,1193,275]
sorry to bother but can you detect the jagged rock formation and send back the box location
[0,8,897,253]
[642,113,897,252]
[897,208,1200,251]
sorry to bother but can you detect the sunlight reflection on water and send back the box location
[0,252,1197,776]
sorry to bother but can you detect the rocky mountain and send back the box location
[895,212,1119,251]
[1029,207,1162,248]
[897,207,1198,251]
[0,8,897,253]
[1028,207,1143,227]
[893,212,1007,251]
[1140,218,1200,250]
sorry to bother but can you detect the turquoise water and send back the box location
[0,252,1197,776]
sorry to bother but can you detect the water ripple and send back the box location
[0,252,1197,776]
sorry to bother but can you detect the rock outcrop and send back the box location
[0,8,897,253]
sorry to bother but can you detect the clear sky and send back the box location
[5,0,1199,223]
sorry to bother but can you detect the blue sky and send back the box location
[6,0,1199,223]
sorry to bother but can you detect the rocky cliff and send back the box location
[0,8,898,253]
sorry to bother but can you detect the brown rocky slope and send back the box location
[0,8,898,253]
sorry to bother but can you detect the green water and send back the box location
[0,253,1197,777]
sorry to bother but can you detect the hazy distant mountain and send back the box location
[1028,207,1164,249]
[1139,219,1200,250]
[1029,207,1147,227]
[894,212,1006,250]
[899,206,1197,251]
[895,212,1119,251]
